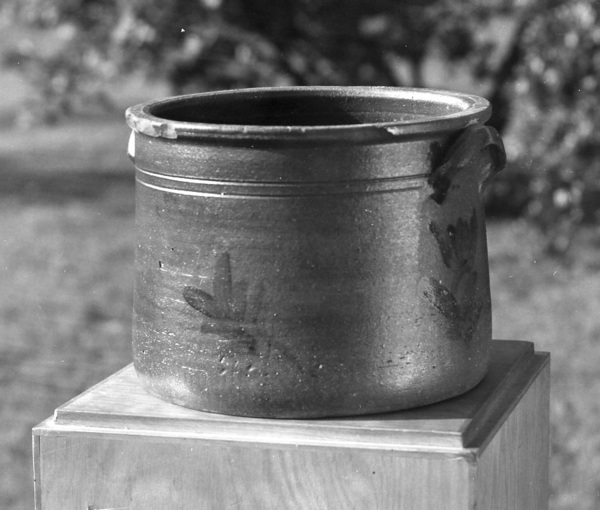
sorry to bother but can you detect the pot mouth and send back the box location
[126,86,490,143]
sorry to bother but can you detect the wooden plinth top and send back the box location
[39,340,548,455]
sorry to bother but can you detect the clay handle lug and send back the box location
[477,125,506,192]
[127,130,136,164]
[429,124,506,204]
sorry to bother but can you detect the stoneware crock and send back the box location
[125,86,506,418]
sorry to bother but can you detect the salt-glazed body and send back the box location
[126,87,505,418]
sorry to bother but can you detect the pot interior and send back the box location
[148,89,482,127]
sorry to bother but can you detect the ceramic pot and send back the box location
[126,87,505,418]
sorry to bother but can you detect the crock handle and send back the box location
[428,124,506,205]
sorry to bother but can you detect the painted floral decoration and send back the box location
[421,208,482,344]
[183,252,265,353]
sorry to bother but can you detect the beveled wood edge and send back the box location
[462,350,550,453]
[36,341,547,457]
[50,381,467,451]
[32,418,473,460]
[50,364,134,423]
[34,411,468,457]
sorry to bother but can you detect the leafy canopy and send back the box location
[2,0,600,251]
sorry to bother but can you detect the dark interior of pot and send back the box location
[149,90,472,127]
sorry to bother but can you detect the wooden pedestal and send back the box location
[33,340,549,510]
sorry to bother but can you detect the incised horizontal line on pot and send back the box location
[135,167,427,198]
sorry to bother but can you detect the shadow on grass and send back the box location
[0,166,135,205]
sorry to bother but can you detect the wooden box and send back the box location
[33,340,549,510]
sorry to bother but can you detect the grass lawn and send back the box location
[488,220,600,509]
[0,163,135,510]
[1,95,599,509]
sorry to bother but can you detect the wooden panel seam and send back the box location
[32,433,42,510]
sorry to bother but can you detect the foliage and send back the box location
[2,0,600,251]
[510,0,600,253]
[0,0,511,116]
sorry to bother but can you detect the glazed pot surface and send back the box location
[126,87,505,418]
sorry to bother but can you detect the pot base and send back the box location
[134,354,489,419]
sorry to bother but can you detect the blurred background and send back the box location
[0,1,599,509]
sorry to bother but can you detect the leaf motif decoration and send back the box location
[420,275,483,345]
[244,280,265,325]
[423,208,483,345]
[419,277,462,321]
[457,270,478,304]
[231,280,249,322]
[213,252,234,319]
[430,208,479,273]
[183,286,218,318]
[183,252,268,353]
[464,304,483,343]
[454,210,479,268]
[429,221,453,268]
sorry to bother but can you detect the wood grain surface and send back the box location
[33,340,550,509]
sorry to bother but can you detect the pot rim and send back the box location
[126,86,491,143]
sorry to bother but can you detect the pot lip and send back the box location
[125,86,491,143]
